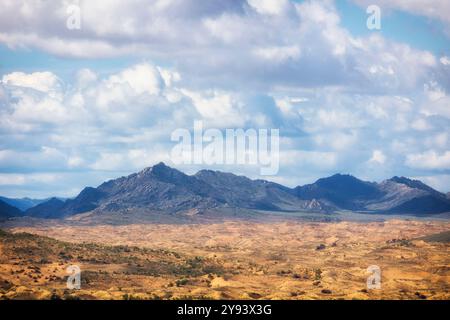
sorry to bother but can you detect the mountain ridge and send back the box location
[0,199,23,219]
[0,196,48,211]
[13,163,450,219]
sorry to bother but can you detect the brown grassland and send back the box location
[0,218,449,300]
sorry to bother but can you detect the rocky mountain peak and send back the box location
[387,176,440,195]
[19,163,450,219]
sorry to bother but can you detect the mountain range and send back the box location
[0,196,48,211]
[2,162,450,219]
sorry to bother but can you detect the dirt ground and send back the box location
[1,219,449,300]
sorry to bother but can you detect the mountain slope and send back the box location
[94,163,222,211]
[0,199,22,219]
[26,198,65,219]
[386,195,450,214]
[22,164,450,219]
[388,176,441,196]
[25,163,331,218]
[295,174,382,210]
[365,177,450,214]
[194,170,331,211]
[0,196,46,211]
[26,163,222,218]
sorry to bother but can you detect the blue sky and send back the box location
[336,0,450,55]
[0,0,449,198]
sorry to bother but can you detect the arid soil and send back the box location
[0,219,449,300]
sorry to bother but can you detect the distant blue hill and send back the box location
[0,196,66,212]
[0,199,22,218]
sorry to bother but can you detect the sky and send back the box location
[0,0,449,198]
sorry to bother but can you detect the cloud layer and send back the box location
[0,0,449,197]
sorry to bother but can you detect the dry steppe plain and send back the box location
[0,215,449,300]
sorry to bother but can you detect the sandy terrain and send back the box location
[0,219,449,300]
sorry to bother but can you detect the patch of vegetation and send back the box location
[386,238,414,247]
[122,293,144,300]
[0,229,225,278]
[173,294,212,300]
[314,268,322,281]
[316,244,326,250]
[175,278,189,287]
[418,231,450,243]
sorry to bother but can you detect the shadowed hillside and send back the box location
[21,163,450,220]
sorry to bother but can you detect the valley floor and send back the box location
[0,218,449,300]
